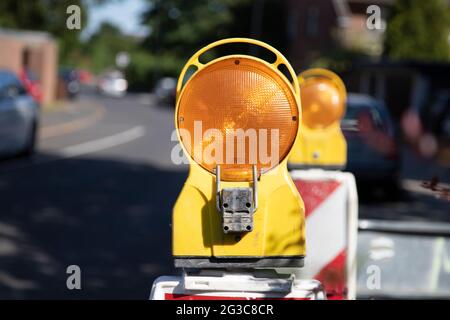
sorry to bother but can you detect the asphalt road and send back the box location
[0,90,448,299]
[0,91,186,299]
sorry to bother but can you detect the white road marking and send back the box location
[0,126,146,173]
[59,126,146,158]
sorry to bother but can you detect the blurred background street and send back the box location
[0,87,448,298]
[0,89,182,298]
[0,0,449,299]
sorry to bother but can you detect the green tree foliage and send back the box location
[133,0,288,88]
[0,0,87,64]
[139,0,247,80]
[384,0,450,62]
[81,22,139,73]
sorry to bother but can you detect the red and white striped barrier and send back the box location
[288,169,358,300]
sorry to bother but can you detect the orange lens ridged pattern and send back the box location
[301,77,345,129]
[177,57,299,181]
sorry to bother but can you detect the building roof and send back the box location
[0,28,54,44]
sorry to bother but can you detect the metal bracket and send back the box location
[216,165,258,234]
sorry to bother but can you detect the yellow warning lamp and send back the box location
[289,68,347,169]
[172,38,306,268]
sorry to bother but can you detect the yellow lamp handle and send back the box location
[176,38,300,100]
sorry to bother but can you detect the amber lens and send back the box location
[177,57,299,181]
[301,77,345,129]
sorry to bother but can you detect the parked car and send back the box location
[426,90,450,141]
[59,68,80,100]
[97,70,127,97]
[342,93,400,189]
[154,77,176,106]
[0,70,39,157]
[77,69,93,85]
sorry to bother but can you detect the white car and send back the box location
[97,70,128,97]
[0,70,38,157]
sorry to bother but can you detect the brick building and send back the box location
[0,28,58,105]
[285,0,394,69]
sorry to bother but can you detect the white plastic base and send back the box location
[150,273,326,300]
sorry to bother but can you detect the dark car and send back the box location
[426,90,450,142]
[59,68,80,99]
[154,77,176,106]
[342,93,400,189]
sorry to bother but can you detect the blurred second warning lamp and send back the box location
[289,68,347,169]
[172,38,306,269]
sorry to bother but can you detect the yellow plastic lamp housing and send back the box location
[289,68,348,169]
[177,57,299,181]
[173,38,306,269]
